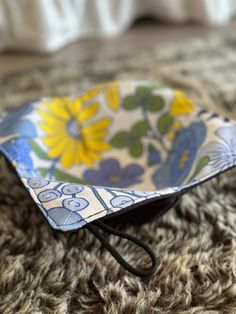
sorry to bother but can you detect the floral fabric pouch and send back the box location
[0,80,234,277]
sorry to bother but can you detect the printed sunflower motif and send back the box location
[38,97,111,168]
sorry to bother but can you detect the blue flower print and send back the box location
[83,158,144,188]
[2,138,32,164]
[196,125,236,174]
[1,138,38,178]
[152,121,207,188]
[17,162,39,178]
[0,101,37,138]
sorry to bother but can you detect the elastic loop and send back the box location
[86,221,158,277]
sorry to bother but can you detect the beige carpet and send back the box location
[1,34,236,314]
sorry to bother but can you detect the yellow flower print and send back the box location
[78,85,105,103]
[166,120,182,141]
[78,81,121,111]
[38,97,111,168]
[105,81,120,111]
[170,91,195,116]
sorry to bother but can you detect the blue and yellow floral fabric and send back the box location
[0,80,235,231]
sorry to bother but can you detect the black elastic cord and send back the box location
[86,221,158,277]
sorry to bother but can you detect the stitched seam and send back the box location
[27,183,151,228]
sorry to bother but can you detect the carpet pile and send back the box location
[1,34,236,313]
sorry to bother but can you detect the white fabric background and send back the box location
[0,0,236,53]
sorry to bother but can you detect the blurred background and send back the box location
[1,0,236,53]
[0,0,236,74]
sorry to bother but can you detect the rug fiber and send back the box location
[1,34,236,314]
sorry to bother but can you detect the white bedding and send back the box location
[0,0,235,53]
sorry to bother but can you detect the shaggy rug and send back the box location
[1,34,236,314]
